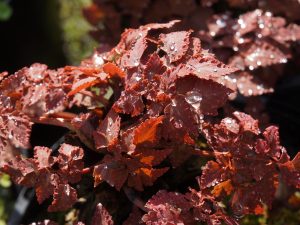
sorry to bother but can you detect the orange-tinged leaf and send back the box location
[64,66,101,76]
[211,180,233,197]
[103,62,126,78]
[133,148,173,166]
[254,205,265,215]
[127,167,169,191]
[183,133,195,145]
[133,116,164,145]
[67,77,101,97]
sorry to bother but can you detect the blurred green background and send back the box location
[0,1,96,224]
[0,0,97,74]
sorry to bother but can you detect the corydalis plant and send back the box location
[0,21,299,224]
[83,1,300,99]
[200,9,300,97]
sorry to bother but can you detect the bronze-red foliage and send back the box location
[0,15,299,224]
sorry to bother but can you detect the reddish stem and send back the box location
[81,167,92,174]
[191,149,215,157]
[123,186,147,212]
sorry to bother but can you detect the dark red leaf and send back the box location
[91,203,114,225]
[94,109,121,149]
[48,184,77,212]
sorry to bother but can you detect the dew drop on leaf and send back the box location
[185,91,203,105]
[280,58,287,63]
[216,19,226,28]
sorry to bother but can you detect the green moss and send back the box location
[0,174,13,225]
[59,0,98,65]
[0,1,12,21]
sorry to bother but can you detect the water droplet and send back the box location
[210,31,216,37]
[135,76,142,81]
[185,91,203,104]
[174,120,183,129]
[257,85,263,90]
[248,89,253,95]
[258,23,265,29]
[213,68,218,72]
[233,46,239,51]
[94,55,104,66]
[280,58,287,63]
[249,66,254,70]
[255,9,262,16]
[104,165,108,169]
[256,61,262,66]
[224,118,232,124]
[65,185,70,196]
[238,38,244,44]
[185,90,203,112]
[238,19,246,29]
[265,11,272,17]
[270,54,275,59]
[170,45,175,51]
[8,134,13,139]
[48,110,54,115]
[134,60,139,66]
[216,18,226,28]
[171,99,176,107]
[257,33,262,38]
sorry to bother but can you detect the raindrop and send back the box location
[185,90,203,112]
[94,55,104,66]
[135,76,142,81]
[224,118,232,124]
[280,58,287,63]
[216,19,226,28]
[174,120,183,129]
[133,60,139,66]
[65,185,70,196]
[255,9,262,16]
[36,74,43,79]
[265,11,272,17]
[238,38,244,44]
[185,91,203,104]
[238,19,246,29]
[257,85,263,90]
[258,23,265,29]
[171,99,176,107]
